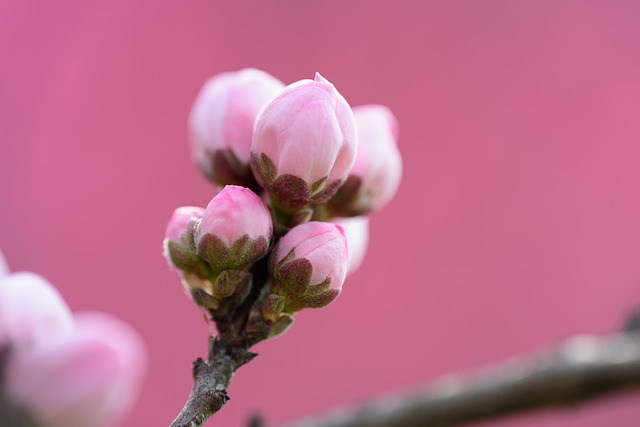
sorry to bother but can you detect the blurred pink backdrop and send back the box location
[1,1,640,426]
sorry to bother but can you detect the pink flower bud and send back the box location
[190,68,284,188]
[332,216,369,275]
[195,185,272,271]
[5,312,147,427]
[269,221,348,311]
[165,206,205,243]
[251,73,357,212]
[163,206,214,279]
[329,105,402,216]
[0,272,74,353]
[0,265,146,427]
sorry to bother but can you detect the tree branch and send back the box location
[169,257,271,427]
[169,338,256,427]
[279,331,640,427]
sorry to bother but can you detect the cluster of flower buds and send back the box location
[165,69,402,342]
[0,250,146,427]
[164,185,272,313]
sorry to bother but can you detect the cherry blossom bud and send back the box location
[190,68,284,188]
[269,221,348,311]
[5,312,147,427]
[329,105,402,216]
[195,185,272,271]
[332,216,369,275]
[251,73,357,213]
[0,272,74,353]
[163,206,215,279]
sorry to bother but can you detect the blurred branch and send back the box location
[278,331,640,427]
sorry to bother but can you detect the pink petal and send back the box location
[332,216,370,275]
[5,312,147,427]
[198,185,272,246]
[0,272,74,353]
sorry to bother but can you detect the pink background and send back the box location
[1,1,640,426]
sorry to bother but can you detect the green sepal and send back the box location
[268,313,294,338]
[250,152,277,188]
[261,293,285,322]
[206,148,261,193]
[326,175,371,217]
[166,240,215,279]
[197,234,269,272]
[272,251,340,312]
[212,270,241,299]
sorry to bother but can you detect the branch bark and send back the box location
[279,332,640,427]
[169,257,271,427]
[169,338,256,427]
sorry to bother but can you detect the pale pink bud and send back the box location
[165,206,205,243]
[329,105,402,216]
[0,272,74,353]
[270,221,348,311]
[5,312,147,427]
[251,73,358,212]
[195,185,272,271]
[163,206,215,279]
[332,216,369,275]
[190,68,284,188]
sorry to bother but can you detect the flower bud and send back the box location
[0,272,74,353]
[269,221,348,311]
[163,206,215,280]
[328,105,402,216]
[332,216,369,275]
[195,185,272,271]
[251,73,357,213]
[190,68,284,188]
[5,312,147,427]
[0,257,146,427]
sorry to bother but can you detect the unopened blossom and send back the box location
[0,257,146,427]
[190,68,284,188]
[251,73,357,213]
[0,272,74,353]
[5,313,146,427]
[269,221,348,311]
[332,216,369,275]
[195,185,272,271]
[163,206,213,278]
[329,104,402,216]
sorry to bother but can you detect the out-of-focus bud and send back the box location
[0,255,147,427]
[332,216,369,275]
[163,206,215,279]
[269,221,348,311]
[251,73,357,214]
[5,312,147,427]
[328,105,402,216]
[195,185,272,271]
[190,68,284,189]
[0,272,74,353]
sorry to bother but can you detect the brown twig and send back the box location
[169,338,256,427]
[278,331,640,427]
[169,257,272,427]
